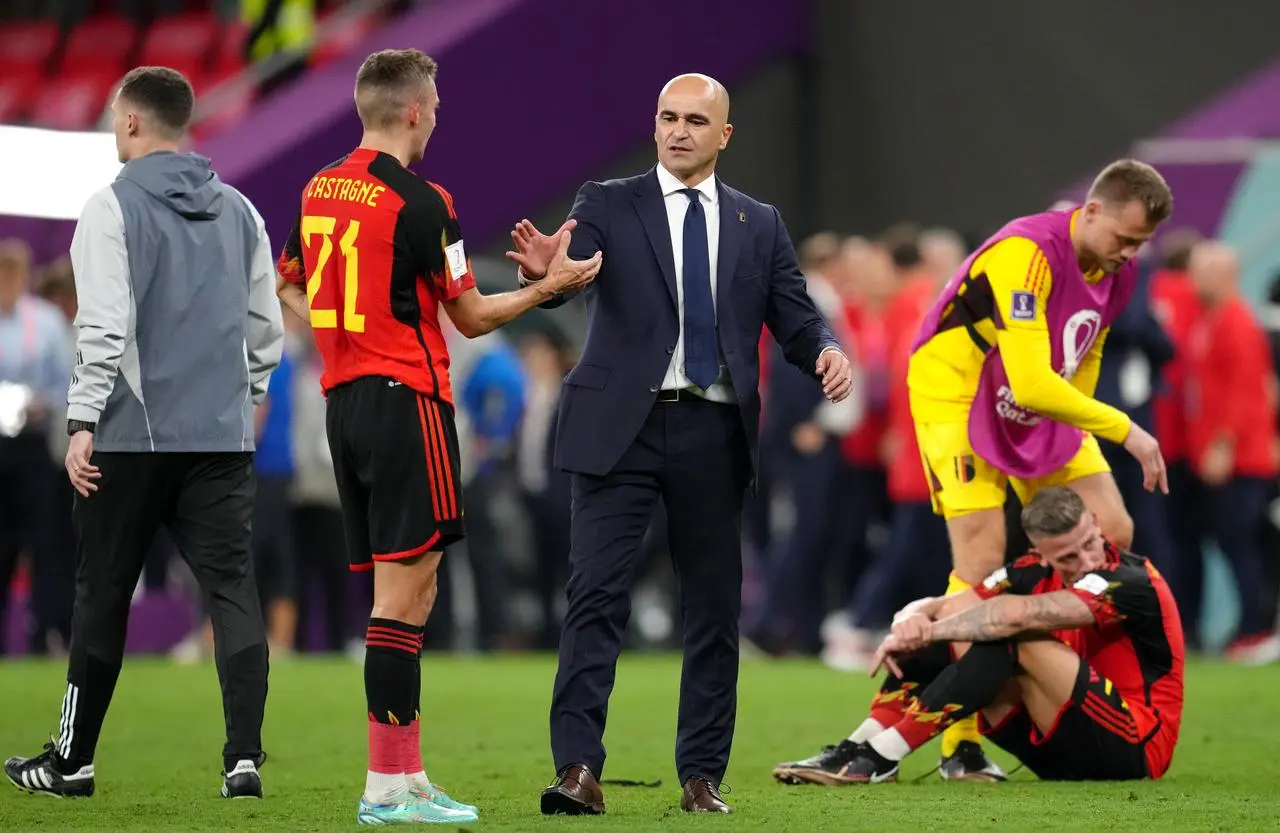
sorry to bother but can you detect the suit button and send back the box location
[649,385,658,393]
[666,344,675,355]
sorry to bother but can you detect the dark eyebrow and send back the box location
[658,109,710,122]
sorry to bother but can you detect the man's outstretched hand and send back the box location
[506,219,576,280]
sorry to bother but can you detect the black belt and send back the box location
[656,388,693,403]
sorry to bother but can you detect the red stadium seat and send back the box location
[190,69,256,141]
[59,15,140,78]
[309,7,385,68]
[0,20,60,75]
[138,11,220,75]
[29,71,117,131]
[0,69,42,123]
[214,20,250,76]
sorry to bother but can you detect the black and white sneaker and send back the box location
[773,739,873,785]
[939,740,1007,782]
[833,744,901,784]
[221,759,263,799]
[4,741,95,798]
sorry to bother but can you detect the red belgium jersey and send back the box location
[974,544,1186,778]
[277,148,476,404]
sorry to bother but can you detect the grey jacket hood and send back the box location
[118,151,223,220]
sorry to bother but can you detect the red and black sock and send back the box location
[868,642,951,727]
[889,641,1019,752]
[364,619,423,774]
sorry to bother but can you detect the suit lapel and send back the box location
[633,170,678,308]
[715,183,745,338]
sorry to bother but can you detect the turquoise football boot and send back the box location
[409,781,479,816]
[356,795,477,824]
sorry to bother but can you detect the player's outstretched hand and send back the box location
[869,634,905,679]
[541,228,602,295]
[1122,422,1169,494]
[505,219,575,280]
[815,348,852,402]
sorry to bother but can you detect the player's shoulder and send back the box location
[983,553,1049,594]
[310,153,350,178]
[1089,546,1157,585]
[300,154,351,190]
[82,182,124,218]
[983,235,1045,265]
[218,182,265,229]
[352,152,444,211]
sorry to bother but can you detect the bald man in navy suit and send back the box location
[508,73,852,816]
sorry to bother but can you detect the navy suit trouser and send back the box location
[550,396,748,785]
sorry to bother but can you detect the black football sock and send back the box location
[878,641,1020,758]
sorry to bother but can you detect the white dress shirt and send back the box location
[655,164,735,403]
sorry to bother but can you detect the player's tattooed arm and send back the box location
[929,591,1094,643]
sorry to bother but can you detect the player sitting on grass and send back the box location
[773,486,1184,784]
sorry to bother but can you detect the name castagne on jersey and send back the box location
[307,175,387,208]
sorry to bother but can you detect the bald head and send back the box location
[659,73,730,121]
[1188,239,1239,307]
[654,73,733,185]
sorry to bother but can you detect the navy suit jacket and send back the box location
[542,167,837,481]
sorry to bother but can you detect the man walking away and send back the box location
[3,66,284,800]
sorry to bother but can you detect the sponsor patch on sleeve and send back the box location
[982,567,1009,591]
[445,239,468,282]
[1010,290,1037,321]
[1073,573,1109,596]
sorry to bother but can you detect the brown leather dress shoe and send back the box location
[680,777,731,813]
[540,763,606,815]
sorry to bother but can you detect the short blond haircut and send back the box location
[354,49,438,130]
[1021,487,1087,539]
[1087,159,1173,225]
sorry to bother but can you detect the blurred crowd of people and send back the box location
[745,223,1280,669]
[1,218,1278,665]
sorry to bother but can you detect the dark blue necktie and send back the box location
[680,188,718,389]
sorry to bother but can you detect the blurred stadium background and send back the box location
[2,0,1280,672]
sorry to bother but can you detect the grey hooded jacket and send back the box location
[67,151,284,452]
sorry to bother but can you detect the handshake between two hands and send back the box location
[504,219,602,295]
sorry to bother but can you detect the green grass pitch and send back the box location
[1,654,1277,831]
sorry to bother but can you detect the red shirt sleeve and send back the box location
[276,208,304,285]
[1064,561,1157,628]
[973,554,1049,599]
[421,181,475,302]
